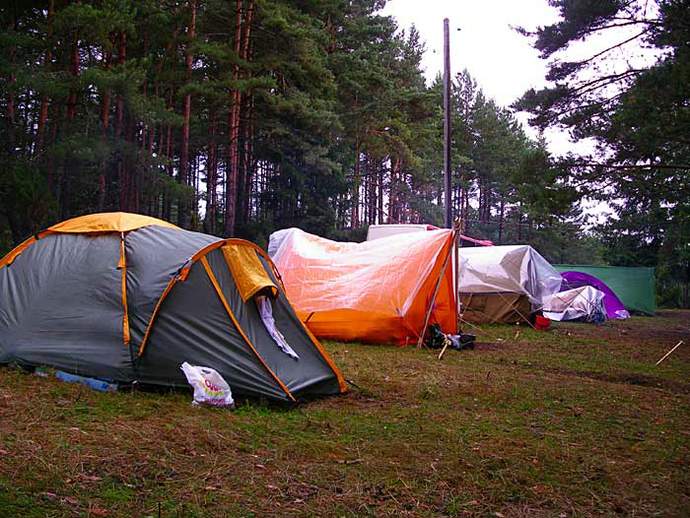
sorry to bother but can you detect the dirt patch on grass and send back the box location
[563,310,690,348]
[537,365,690,394]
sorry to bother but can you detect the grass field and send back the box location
[1,311,688,517]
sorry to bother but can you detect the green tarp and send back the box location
[554,265,656,315]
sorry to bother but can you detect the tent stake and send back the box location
[417,230,456,349]
[437,341,450,360]
[655,340,683,366]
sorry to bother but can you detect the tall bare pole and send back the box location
[443,18,452,228]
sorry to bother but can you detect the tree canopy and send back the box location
[516,0,690,306]
[1,0,685,305]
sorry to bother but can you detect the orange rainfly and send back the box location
[269,228,457,345]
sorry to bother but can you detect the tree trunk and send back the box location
[241,93,254,225]
[224,0,243,236]
[47,102,60,194]
[4,9,18,152]
[235,0,254,230]
[367,157,376,225]
[498,196,505,243]
[362,155,368,224]
[115,31,126,210]
[35,0,54,154]
[60,28,81,217]
[163,119,173,221]
[377,161,383,225]
[387,157,395,224]
[351,138,360,227]
[463,188,469,225]
[128,119,140,211]
[388,157,396,224]
[66,33,79,122]
[205,116,218,234]
[178,0,197,227]
[97,47,112,210]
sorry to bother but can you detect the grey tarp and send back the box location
[0,214,345,402]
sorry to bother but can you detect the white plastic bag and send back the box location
[180,362,235,408]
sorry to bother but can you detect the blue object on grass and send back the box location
[55,370,118,392]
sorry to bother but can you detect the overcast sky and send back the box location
[380,0,584,156]
[382,0,560,105]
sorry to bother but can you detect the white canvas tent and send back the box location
[458,245,562,306]
[457,245,562,323]
[543,286,607,322]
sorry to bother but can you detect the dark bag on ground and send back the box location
[425,324,475,351]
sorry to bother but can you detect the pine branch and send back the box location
[568,68,643,97]
[549,29,649,79]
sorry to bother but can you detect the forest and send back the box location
[0,0,688,306]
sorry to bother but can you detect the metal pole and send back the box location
[443,18,452,229]
[454,218,460,325]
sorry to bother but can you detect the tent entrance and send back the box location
[459,293,532,324]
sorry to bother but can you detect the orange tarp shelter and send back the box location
[268,228,457,345]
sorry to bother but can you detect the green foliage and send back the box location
[516,0,690,305]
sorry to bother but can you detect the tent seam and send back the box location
[119,233,131,345]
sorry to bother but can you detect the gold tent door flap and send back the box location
[221,244,278,301]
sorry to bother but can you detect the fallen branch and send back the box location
[437,341,450,360]
[656,341,683,366]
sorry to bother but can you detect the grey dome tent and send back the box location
[0,212,346,402]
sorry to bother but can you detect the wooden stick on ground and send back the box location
[655,340,683,366]
[437,337,451,360]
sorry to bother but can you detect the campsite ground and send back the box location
[1,311,688,517]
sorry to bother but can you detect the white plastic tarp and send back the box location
[458,245,562,307]
[267,227,457,344]
[543,286,606,322]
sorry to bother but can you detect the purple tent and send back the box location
[560,271,630,319]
